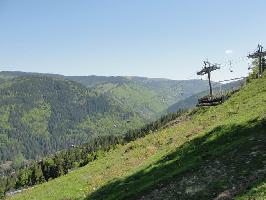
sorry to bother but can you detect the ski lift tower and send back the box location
[197,61,220,98]
[247,44,266,77]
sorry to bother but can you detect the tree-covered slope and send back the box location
[0,76,144,164]
[0,71,214,119]
[67,76,214,118]
[8,73,266,200]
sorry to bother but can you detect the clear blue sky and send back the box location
[0,0,266,81]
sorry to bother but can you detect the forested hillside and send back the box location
[66,76,214,118]
[0,76,144,165]
[0,71,213,119]
[7,72,266,200]
[0,71,216,171]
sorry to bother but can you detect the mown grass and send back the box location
[7,74,266,200]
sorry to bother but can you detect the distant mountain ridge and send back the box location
[0,71,216,119]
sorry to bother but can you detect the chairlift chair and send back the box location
[179,85,184,96]
[248,63,252,70]
[229,60,233,72]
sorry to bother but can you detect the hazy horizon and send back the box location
[0,70,206,81]
[1,0,265,81]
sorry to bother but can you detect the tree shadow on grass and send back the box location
[85,118,266,200]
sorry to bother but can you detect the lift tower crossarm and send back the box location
[247,51,266,58]
[247,44,266,76]
[197,61,220,98]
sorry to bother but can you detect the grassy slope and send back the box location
[236,182,266,200]
[7,74,266,200]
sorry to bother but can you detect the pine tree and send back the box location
[31,164,45,185]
